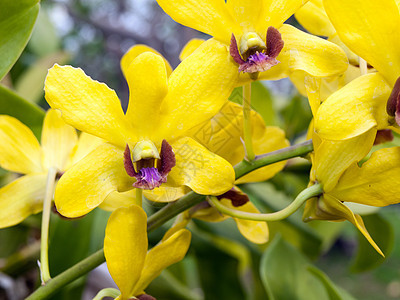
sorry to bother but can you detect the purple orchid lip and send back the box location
[124,139,176,190]
[230,26,284,75]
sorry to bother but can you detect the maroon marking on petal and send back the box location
[230,34,245,65]
[266,26,284,59]
[158,139,176,177]
[123,144,137,177]
[374,129,394,145]
[387,77,400,117]
[136,294,157,300]
[217,188,249,207]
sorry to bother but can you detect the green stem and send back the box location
[26,140,314,299]
[136,188,143,207]
[208,183,322,221]
[40,167,57,284]
[235,139,313,179]
[242,82,255,161]
[92,288,121,300]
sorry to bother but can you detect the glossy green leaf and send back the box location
[260,236,353,300]
[350,214,394,273]
[0,84,44,139]
[15,51,70,104]
[0,0,40,80]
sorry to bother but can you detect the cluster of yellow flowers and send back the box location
[2,0,400,298]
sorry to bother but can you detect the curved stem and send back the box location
[26,140,314,299]
[92,288,120,300]
[242,82,255,161]
[208,183,322,221]
[40,167,57,284]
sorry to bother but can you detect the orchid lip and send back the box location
[124,139,176,190]
[229,26,284,75]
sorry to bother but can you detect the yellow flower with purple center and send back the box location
[44,43,238,218]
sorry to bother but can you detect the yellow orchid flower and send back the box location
[103,205,191,300]
[149,101,290,244]
[314,0,400,141]
[45,42,238,218]
[156,0,348,85]
[0,109,103,228]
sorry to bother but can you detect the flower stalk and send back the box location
[40,167,58,284]
[92,288,121,300]
[242,82,255,161]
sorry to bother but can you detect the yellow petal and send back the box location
[121,44,172,77]
[159,39,238,140]
[324,0,400,86]
[315,73,391,140]
[104,205,148,299]
[277,24,348,77]
[168,137,235,196]
[256,0,308,31]
[143,186,187,203]
[162,213,191,241]
[226,0,263,32]
[45,64,133,148]
[41,109,78,171]
[99,190,137,211]
[330,147,400,207]
[54,143,134,218]
[323,195,383,256]
[220,198,269,244]
[124,52,168,140]
[133,229,191,294]
[294,0,335,37]
[67,132,105,168]
[313,129,376,192]
[155,0,239,44]
[179,39,205,61]
[0,115,42,174]
[0,174,47,228]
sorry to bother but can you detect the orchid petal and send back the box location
[0,115,42,174]
[54,143,133,218]
[104,205,148,299]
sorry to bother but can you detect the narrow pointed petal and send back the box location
[0,115,42,174]
[295,0,336,37]
[155,0,239,44]
[133,229,191,295]
[54,143,134,218]
[121,44,172,77]
[256,0,308,31]
[104,206,148,299]
[67,132,105,168]
[330,147,400,206]
[323,0,400,85]
[168,137,235,196]
[99,190,137,211]
[313,129,376,192]
[323,195,383,256]
[160,39,238,139]
[0,174,47,228]
[41,109,78,171]
[220,198,269,244]
[45,64,134,148]
[179,39,205,61]
[125,53,169,139]
[315,73,391,140]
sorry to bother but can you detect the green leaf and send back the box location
[0,84,44,139]
[0,0,40,80]
[350,213,394,273]
[260,236,353,300]
[281,94,312,140]
[15,51,70,103]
